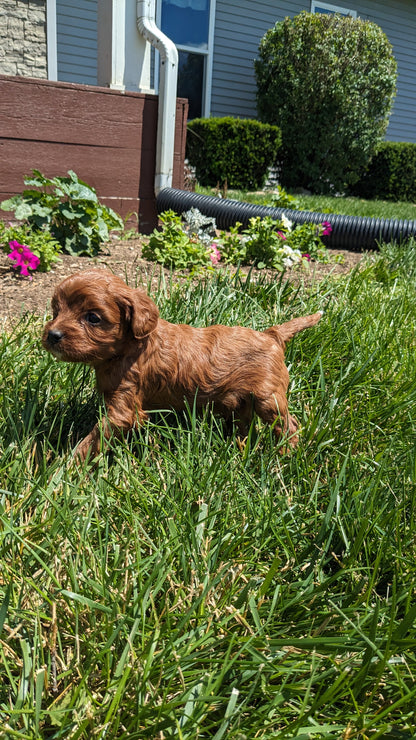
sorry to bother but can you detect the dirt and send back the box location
[0,236,365,323]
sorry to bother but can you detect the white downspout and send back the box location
[137,0,179,194]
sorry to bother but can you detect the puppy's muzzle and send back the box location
[47,329,64,346]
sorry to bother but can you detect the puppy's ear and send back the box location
[118,288,159,339]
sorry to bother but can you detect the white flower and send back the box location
[281,214,293,231]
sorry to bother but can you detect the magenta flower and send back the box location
[302,253,311,262]
[322,221,332,236]
[8,240,40,279]
[209,243,221,266]
[277,231,287,240]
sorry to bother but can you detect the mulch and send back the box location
[0,236,366,323]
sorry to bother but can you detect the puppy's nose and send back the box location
[47,329,64,345]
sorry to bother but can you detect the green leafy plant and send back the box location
[239,214,333,268]
[142,210,213,270]
[285,220,332,263]
[269,185,300,210]
[255,12,397,193]
[243,216,287,268]
[0,221,61,272]
[218,223,246,265]
[241,215,327,270]
[145,209,332,272]
[1,169,123,256]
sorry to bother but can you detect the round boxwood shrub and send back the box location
[255,12,397,194]
[186,117,281,190]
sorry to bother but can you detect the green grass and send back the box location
[196,185,416,221]
[1,243,416,738]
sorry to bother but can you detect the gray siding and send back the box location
[211,0,305,119]
[57,0,97,85]
[347,0,416,142]
[211,0,416,144]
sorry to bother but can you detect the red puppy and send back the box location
[42,270,321,460]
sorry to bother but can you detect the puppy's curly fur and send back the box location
[42,270,322,460]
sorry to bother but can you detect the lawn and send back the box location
[196,185,416,222]
[1,241,416,738]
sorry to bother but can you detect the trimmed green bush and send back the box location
[186,117,281,190]
[351,142,416,202]
[255,12,397,194]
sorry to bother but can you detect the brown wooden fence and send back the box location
[0,75,188,233]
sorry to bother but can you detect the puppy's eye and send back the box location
[85,311,101,325]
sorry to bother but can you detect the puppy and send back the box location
[42,270,322,461]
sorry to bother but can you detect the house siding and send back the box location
[344,0,416,142]
[211,0,416,144]
[210,0,305,120]
[56,0,97,85]
[4,0,413,143]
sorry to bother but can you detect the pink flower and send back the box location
[322,221,332,236]
[8,240,40,279]
[302,253,311,262]
[209,243,221,266]
[277,231,287,240]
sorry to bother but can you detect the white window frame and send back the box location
[311,1,357,17]
[156,0,216,117]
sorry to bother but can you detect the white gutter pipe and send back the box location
[137,0,179,195]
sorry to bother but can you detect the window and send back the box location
[177,51,205,119]
[158,0,215,118]
[311,1,357,17]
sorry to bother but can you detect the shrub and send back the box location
[255,12,397,194]
[351,142,416,202]
[186,117,281,190]
[1,170,123,256]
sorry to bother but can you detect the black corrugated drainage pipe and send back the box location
[157,188,416,252]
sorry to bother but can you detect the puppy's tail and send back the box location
[265,311,323,345]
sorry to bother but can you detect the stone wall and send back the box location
[0,0,47,78]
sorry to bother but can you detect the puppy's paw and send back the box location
[73,430,101,466]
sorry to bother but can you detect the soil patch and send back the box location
[0,236,365,322]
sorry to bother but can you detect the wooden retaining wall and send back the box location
[0,75,188,233]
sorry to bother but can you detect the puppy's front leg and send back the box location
[74,388,145,462]
[75,423,105,462]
